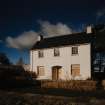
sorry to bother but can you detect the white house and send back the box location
[30,26,95,80]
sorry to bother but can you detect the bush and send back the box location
[41,80,97,91]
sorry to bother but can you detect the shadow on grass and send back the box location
[0,80,105,99]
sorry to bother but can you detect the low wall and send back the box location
[41,80,97,91]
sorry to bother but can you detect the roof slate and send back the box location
[31,32,95,50]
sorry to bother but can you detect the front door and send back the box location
[52,68,59,80]
[52,66,61,80]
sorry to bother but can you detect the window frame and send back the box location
[37,66,45,76]
[38,50,44,58]
[71,46,78,55]
[54,48,60,57]
[71,64,80,77]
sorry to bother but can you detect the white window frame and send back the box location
[37,66,45,76]
[71,46,78,55]
[54,48,60,56]
[71,64,80,77]
[38,50,44,58]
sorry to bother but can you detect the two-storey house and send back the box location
[30,26,97,80]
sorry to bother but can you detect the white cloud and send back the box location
[6,21,73,50]
[39,21,73,37]
[6,31,38,50]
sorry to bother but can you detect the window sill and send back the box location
[38,57,44,58]
[71,54,79,56]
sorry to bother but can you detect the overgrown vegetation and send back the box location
[41,80,97,91]
[0,90,105,105]
[0,53,11,65]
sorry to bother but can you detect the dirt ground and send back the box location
[0,87,105,105]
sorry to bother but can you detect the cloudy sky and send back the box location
[0,0,105,64]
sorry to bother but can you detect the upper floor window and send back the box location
[38,50,44,58]
[54,48,60,56]
[72,46,78,55]
[37,66,44,76]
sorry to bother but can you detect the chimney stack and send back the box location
[37,35,43,41]
[86,25,93,34]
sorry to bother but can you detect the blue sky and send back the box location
[0,0,105,64]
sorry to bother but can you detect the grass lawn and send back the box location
[1,84,105,98]
[0,80,105,105]
[0,87,105,105]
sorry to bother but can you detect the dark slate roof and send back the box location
[31,32,95,50]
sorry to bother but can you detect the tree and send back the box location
[0,53,10,65]
[16,57,24,65]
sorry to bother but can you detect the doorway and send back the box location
[52,66,62,80]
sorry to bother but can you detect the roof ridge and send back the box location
[43,32,87,40]
[31,32,94,50]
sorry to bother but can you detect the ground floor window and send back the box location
[71,64,80,77]
[37,66,44,76]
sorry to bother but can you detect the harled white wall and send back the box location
[30,43,91,80]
